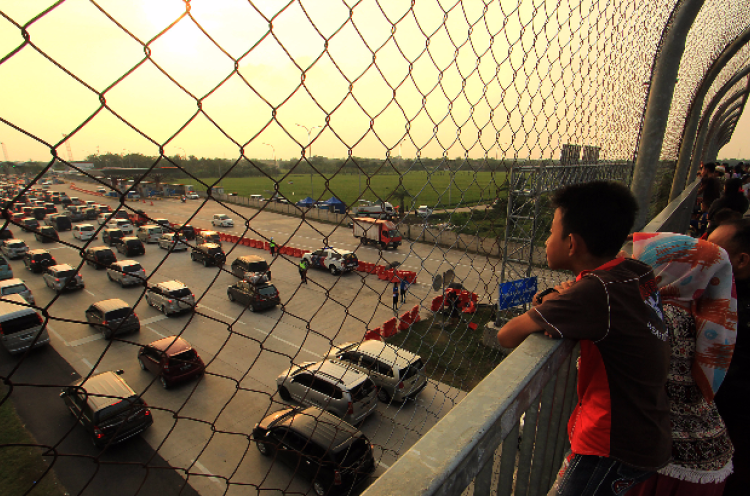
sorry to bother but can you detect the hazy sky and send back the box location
[0,0,744,164]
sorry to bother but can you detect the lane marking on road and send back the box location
[192,461,224,488]
[45,323,69,346]
[68,334,103,347]
[378,461,391,469]
[140,314,169,326]
[253,327,321,358]
[147,326,167,339]
[84,289,96,297]
[81,358,99,374]
[197,305,247,325]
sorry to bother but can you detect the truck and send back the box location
[128,209,150,227]
[352,217,402,249]
[351,200,395,219]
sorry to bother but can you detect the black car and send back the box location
[0,227,13,240]
[83,208,98,220]
[227,280,280,312]
[34,225,59,243]
[115,237,145,257]
[23,249,57,273]
[31,206,47,220]
[253,407,376,496]
[231,255,271,281]
[177,224,196,240]
[102,228,124,246]
[45,214,72,231]
[83,246,117,269]
[20,217,40,232]
[60,370,152,449]
[190,243,225,267]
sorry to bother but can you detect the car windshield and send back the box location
[80,225,94,231]
[170,349,197,363]
[168,288,191,298]
[126,240,141,247]
[258,285,277,296]
[56,269,76,278]
[350,378,376,401]
[343,254,358,262]
[97,396,142,422]
[400,359,423,381]
[388,230,400,237]
[8,242,24,248]
[216,215,228,219]
[2,284,27,294]
[105,308,133,320]
[123,264,143,273]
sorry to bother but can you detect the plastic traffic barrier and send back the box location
[410,305,421,323]
[430,296,444,312]
[381,318,397,337]
[398,311,413,330]
[364,329,382,341]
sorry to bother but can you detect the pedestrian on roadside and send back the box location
[299,259,308,284]
[392,283,399,312]
[269,238,277,256]
[400,278,409,304]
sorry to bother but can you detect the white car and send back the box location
[72,224,96,241]
[301,247,359,275]
[416,205,433,218]
[107,260,146,287]
[186,193,200,200]
[212,214,234,227]
[110,219,133,235]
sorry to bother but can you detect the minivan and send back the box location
[0,278,35,304]
[84,299,140,339]
[196,230,221,246]
[137,224,163,244]
[46,214,72,231]
[0,256,13,280]
[0,294,48,354]
[138,336,205,388]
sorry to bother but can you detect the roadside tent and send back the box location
[296,197,315,208]
[324,197,347,214]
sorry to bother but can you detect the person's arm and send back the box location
[496,311,545,348]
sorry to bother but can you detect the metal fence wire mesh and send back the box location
[0,0,744,495]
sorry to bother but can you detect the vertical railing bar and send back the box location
[527,375,557,495]
[515,395,541,496]
[550,349,579,486]
[537,357,571,493]
[473,448,496,496]
[496,421,520,496]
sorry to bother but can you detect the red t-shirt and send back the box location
[529,258,671,470]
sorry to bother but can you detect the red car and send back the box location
[137,336,205,388]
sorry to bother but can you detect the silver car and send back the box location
[42,264,85,293]
[0,278,35,304]
[107,260,146,287]
[145,280,195,315]
[326,341,427,403]
[158,233,188,251]
[111,219,133,235]
[276,360,378,425]
[1,238,29,259]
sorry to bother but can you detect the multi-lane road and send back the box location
[3,185,499,496]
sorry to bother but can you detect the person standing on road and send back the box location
[299,259,308,284]
[400,278,409,304]
[392,282,399,312]
[269,238,277,256]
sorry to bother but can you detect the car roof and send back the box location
[74,371,137,412]
[199,230,218,235]
[140,224,161,229]
[320,247,353,256]
[277,407,361,451]
[5,238,24,244]
[146,336,192,356]
[345,341,419,369]
[91,298,131,312]
[0,278,26,288]
[302,360,368,387]
[88,246,113,252]
[28,249,51,256]
[158,280,187,291]
[121,236,140,242]
[113,259,140,268]
[199,242,221,249]
[48,264,74,272]
[236,255,266,264]
[76,223,95,228]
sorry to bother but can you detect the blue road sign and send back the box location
[498,277,537,310]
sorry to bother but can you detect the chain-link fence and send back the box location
[0,1,747,495]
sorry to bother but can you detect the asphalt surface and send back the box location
[1,344,201,496]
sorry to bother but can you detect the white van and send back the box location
[0,294,49,354]
[137,224,163,244]
[0,278,35,304]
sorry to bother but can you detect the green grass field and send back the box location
[0,390,66,496]
[179,171,508,209]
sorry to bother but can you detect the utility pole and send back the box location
[262,143,277,169]
[62,134,73,161]
[1,142,8,162]
[296,123,322,198]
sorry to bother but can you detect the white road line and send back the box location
[81,358,99,374]
[192,461,224,488]
[84,289,96,297]
[45,323,69,346]
[147,326,167,338]
[378,461,391,469]
[68,334,103,347]
[253,327,321,358]
[197,305,247,325]
[140,314,169,326]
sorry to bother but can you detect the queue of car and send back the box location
[0,185,427,494]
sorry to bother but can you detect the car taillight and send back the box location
[54,278,60,282]
[144,409,151,416]
[0,323,3,335]
[36,314,43,325]
[398,382,404,389]
[101,320,108,327]
[347,402,354,415]
[333,470,342,485]
[93,427,104,439]
[168,299,173,304]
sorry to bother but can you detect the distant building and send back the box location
[582,146,601,163]
[560,144,581,165]
[66,162,94,172]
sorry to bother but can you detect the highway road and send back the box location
[3,185,500,496]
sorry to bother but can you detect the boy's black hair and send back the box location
[724,178,744,197]
[702,162,717,173]
[720,218,750,254]
[552,181,637,257]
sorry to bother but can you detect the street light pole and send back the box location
[262,143,276,169]
[296,123,322,198]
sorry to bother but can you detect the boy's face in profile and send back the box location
[546,208,571,270]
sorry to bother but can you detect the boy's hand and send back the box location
[554,280,575,293]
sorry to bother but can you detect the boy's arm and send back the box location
[496,311,546,348]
